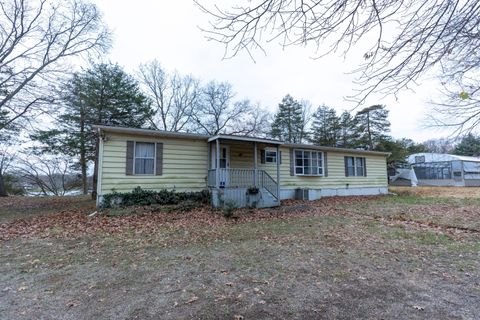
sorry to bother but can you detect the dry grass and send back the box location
[0,189,479,319]
[390,186,480,198]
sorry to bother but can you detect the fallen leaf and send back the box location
[186,296,198,304]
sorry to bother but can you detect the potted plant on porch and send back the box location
[246,186,260,208]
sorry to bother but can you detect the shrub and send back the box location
[223,200,237,218]
[101,187,210,209]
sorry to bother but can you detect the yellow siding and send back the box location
[272,147,388,189]
[99,133,208,195]
[99,135,387,196]
[222,143,388,189]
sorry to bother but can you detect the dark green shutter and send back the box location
[156,143,163,175]
[289,149,294,176]
[261,150,266,164]
[323,152,328,177]
[344,156,349,177]
[126,141,134,175]
[363,157,367,176]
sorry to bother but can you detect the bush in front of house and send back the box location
[101,187,210,208]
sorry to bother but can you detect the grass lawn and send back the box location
[1,188,479,319]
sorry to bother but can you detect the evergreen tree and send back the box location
[354,105,390,150]
[32,63,153,196]
[454,134,480,156]
[310,105,340,146]
[270,94,306,143]
[376,137,427,163]
[338,111,359,148]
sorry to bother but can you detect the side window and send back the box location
[345,156,366,177]
[134,142,155,175]
[356,157,365,176]
[265,150,277,163]
[346,156,355,176]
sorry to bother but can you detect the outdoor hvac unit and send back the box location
[295,188,311,201]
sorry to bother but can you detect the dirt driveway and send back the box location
[1,188,479,319]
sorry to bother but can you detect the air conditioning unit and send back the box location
[295,188,310,201]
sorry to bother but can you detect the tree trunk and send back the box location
[366,114,373,150]
[80,152,88,195]
[79,108,88,195]
[91,136,99,200]
[0,172,7,197]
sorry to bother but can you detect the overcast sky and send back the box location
[94,0,453,142]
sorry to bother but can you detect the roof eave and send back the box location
[208,135,284,145]
[283,143,391,156]
[93,125,210,140]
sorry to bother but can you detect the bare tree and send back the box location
[0,0,111,133]
[228,100,272,137]
[138,60,200,132]
[192,81,271,136]
[429,80,480,135]
[15,154,81,196]
[422,137,457,154]
[192,81,240,135]
[197,0,480,104]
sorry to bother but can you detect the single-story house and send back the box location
[94,125,390,208]
[407,153,480,187]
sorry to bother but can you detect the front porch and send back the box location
[207,135,283,208]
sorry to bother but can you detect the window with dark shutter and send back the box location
[345,156,366,177]
[126,141,162,176]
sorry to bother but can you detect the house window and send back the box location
[345,156,366,177]
[265,149,277,163]
[134,142,155,174]
[294,150,323,176]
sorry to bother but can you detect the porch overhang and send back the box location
[208,134,284,145]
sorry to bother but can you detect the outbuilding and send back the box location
[407,153,480,187]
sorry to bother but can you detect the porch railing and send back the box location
[207,168,278,200]
[258,170,278,200]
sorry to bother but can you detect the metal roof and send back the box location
[408,153,480,163]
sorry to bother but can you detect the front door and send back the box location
[211,145,230,187]
[219,146,230,169]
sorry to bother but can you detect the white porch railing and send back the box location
[208,168,278,199]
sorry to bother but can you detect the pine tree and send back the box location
[338,111,359,148]
[32,63,153,196]
[354,105,390,150]
[454,134,480,156]
[270,94,306,143]
[310,105,340,146]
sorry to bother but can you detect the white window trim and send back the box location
[346,156,365,177]
[264,148,278,164]
[294,149,324,176]
[133,141,156,175]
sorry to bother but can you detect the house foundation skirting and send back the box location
[280,186,389,201]
[211,187,279,209]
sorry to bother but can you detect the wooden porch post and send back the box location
[253,142,258,187]
[216,139,220,188]
[276,144,280,200]
[207,142,211,169]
